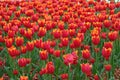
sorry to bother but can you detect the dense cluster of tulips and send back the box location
[0,0,120,80]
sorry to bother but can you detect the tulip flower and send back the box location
[26,41,34,51]
[45,61,55,74]
[20,76,28,80]
[81,63,92,76]
[104,64,112,71]
[102,47,112,60]
[82,49,91,59]
[15,36,24,47]
[39,50,48,60]
[18,58,31,67]
[60,73,68,80]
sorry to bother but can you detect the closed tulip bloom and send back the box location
[24,29,34,39]
[104,20,112,28]
[73,37,81,48]
[26,41,34,51]
[69,29,76,37]
[60,73,68,80]
[13,69,18,75]
[18,58,31,67]
[81,63,92,76]
[102,47,112,60]
[8,30,15,38]
[94,74,99,80]
[53,50,61,57]
[108,31,118,41]
[45,61,55,74]
[20,46,27,54]
[38,27,46,37]
[77,33,84,41]
[104,64,112,71]
[41,41,50,50]
[8,46,20,58]
[61,38,69,47]
[38,19,45,27]
[82,49,91,59]
[92,36,100,45]
[58,21,64,30]
[52,29,61,39]
[39,50,48,60]
[5,38,13,48]
[15,36,24,47]
[34,39,42,48]
[50,40,56,47]
[61,30,69,38]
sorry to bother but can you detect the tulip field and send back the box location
[0,0,120,80]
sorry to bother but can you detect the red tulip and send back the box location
[32,14,39,21]
[101,32,107,39]
[5,38,13,48]
[50,40,56,47]
[25,9,34,16]
[19,28,25,36]
[69,29,76,37]
[52,29,61,39]
[58,21,64,30]
[8,30,15,38]
[102,47,112,60]
[60,73,68,80]
[26,41,34,51]
[18,58,31,67]
[41,41,50,50]
[104,64,112,71]
[94,74,99,80]
[24,29,34,39]
[20,46,27,54]
[39,50,48,60]
[15,37,24,47]
[3,25,10,32]
[61,30,69,38]
[81,63,92,76]
[34,39,42,48]
[38,19,45,27]
[104,20,112,28]
[82,49,91,59]
[13,69,18,75]
[38,27,46,37]
[104,42,113,49]
[8,46,20,58]
[92,36,100,45]
[53,50,61,57]
[72,37,81,48]
[108,31,118,41]
[15,10,21,17]
[61,38,69,47]
[45,61,55,74]
[63,51,78,65]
